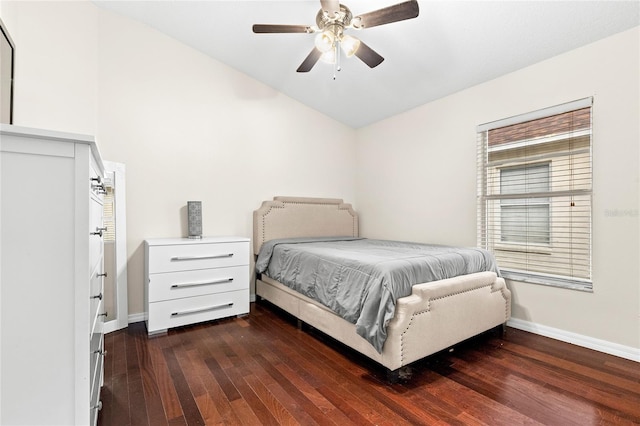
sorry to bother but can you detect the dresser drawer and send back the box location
[147,289,249,334]
[89,198,103,270]
[90,268,103,338]
[149,265,249,303]
[90,268,104,304]
[148,242,249,273]
[90,345,103,426]
[90,297,104,337]
[89,332,104,391]
[90,266,103,322]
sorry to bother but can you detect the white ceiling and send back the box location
[93,1,639,128]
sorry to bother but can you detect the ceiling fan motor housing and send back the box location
[316,4,353,30]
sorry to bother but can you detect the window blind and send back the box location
[477,98,593,291]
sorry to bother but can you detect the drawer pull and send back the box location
[90,227,107,237]
[170,253,233,261]
[91,293,103,300]
[170,278,233,289]
[171,303,233,317]
[91,178,106,194]
[92,401,103,411]
[97,272,108,278]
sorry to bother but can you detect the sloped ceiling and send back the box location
[93,1,639,128]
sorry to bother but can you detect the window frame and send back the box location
[477,97,593,292]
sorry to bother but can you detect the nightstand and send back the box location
[144,236,250,335]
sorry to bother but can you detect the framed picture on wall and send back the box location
[0,17,15,124]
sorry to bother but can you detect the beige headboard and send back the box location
[253,196,359,255]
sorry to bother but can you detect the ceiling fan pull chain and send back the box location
[332,42,341,80]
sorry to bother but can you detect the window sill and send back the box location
[500,269,592,292]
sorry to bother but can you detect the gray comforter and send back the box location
[256,237,499,353]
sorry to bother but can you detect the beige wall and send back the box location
[1,1,98,134]
[356,27,640,350]
[0,1,357,316]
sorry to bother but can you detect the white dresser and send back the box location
[0,124,106,425]
[145,237,250,335]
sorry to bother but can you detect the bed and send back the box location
[253,196,511,380]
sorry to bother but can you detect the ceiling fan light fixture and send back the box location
[319,48,337,64]
[314,30,335,53]
[341,34,360,57]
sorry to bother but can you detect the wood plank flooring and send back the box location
[98,302,640,426]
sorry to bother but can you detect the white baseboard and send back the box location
[507,317,640,362]
[128,312,146,324]
[102,321,120,334]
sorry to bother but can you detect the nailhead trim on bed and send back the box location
[399,283,510,365]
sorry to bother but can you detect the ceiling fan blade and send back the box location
[320,0,341,16]
[252,24,311,34]
[297,48,323,72]
[354,41,384,68]
[354,0,419,29]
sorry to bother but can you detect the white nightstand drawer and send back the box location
[149,265,249,303]
[147,289,249,334]
[148,242,249,273]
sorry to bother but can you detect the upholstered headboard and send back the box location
[253,196,359,255]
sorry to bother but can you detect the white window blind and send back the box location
[500,163,550,245]
[477,98,593,291]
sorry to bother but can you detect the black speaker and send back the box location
[187,201,202,239]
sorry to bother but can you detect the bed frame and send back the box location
[253,196,511,379]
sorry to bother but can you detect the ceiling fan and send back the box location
[252,0,419,74]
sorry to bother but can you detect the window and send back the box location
[500,163,550,245]
[477,98,592,291]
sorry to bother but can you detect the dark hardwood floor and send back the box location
[98,302,640,426]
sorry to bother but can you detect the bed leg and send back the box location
[297,319,303,330]
[493,323,507,338]
[386,366,412,383]
[386,368,401,384]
